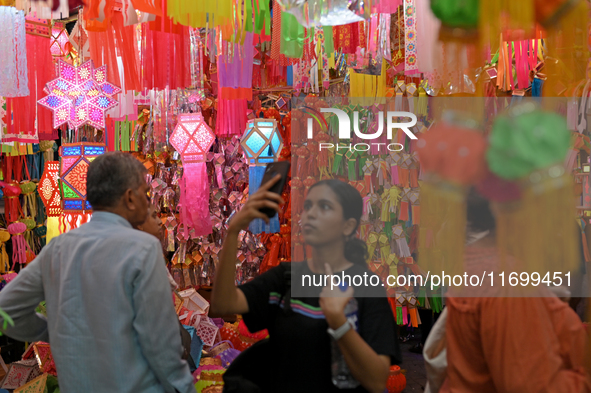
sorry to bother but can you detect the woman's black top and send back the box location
[238,262,401,393]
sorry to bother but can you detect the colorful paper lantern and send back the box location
[58,143,106,233]
[170,112,216,237]
[50,22,69,58]
[240,118,283,166]
[240,119,284,234]
[39,161,62,243]
[38,59,120,130]
[39,162,62,217]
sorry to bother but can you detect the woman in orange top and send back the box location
[440,191,591,392]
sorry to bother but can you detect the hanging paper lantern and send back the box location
[39,161,62,243]
[38,59,120,130]
[59,143,106,233]
[241,119,283,166]
[170,112,216,238]
[7,222,33,270]
[240,119,284,234]
[50,22,70,58]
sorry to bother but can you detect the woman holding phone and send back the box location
[211,176,400,393]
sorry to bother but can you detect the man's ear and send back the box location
[122,188,136,211]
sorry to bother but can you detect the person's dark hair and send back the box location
[308,179,369,265]
[87,152,147,209]
[466,187,496,233]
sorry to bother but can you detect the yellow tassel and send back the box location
[418,181,467,278]
[46,217,61,244]
[494,173,579,275]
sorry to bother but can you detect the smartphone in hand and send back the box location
[259,161,291,218]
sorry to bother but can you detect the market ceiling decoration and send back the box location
[38,59,121,130]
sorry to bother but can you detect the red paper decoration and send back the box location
[39,161,62,217]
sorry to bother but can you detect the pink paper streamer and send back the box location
[373,0,403,13]
[402,306,408,325]
[391,165,400,185]
[415,0,440,74]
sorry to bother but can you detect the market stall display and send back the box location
[0,0,587,390]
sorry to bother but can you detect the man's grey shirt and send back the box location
[0,211,194,393]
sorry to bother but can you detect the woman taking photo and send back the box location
[211,176,400,393]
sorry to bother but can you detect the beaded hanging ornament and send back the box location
[58,143,106,233]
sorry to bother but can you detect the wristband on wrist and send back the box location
[327,320,352,341]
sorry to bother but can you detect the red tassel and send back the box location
[409,308,418,328]
[411,204,420,225]
[398,200,409,221]
[398,167,409,188]
[293,243,305,262]
[410,168,419,188]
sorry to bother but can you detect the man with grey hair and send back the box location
[0,152,194,393]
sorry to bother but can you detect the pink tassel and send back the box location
[183,163,212,237]
[8,222,30,269]
[402,306,408,325]
[391,165,400,184]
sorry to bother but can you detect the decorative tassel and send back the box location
[409,307,418,328]
[46,217,60,244]
[33,225,47,251]
[396,238,412,258]
[8,222,33,269]
[398,200,409,221]
[3,183,22,224]
[410,168,419,188]
[293,234,305,262]
[19,181,37,221]
[0,230,10,274]
[21,218,36,252]
[59,213,92,234]
[398,167,410,188]
[416,85,428,116]
[411,204,420,225]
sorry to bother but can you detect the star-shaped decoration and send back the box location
[38,59,120,130]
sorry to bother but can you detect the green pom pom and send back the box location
[487,108,571,180]
[430,0,479,28]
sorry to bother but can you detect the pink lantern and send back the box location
[170,112,216,237]
[37,59,121,130]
